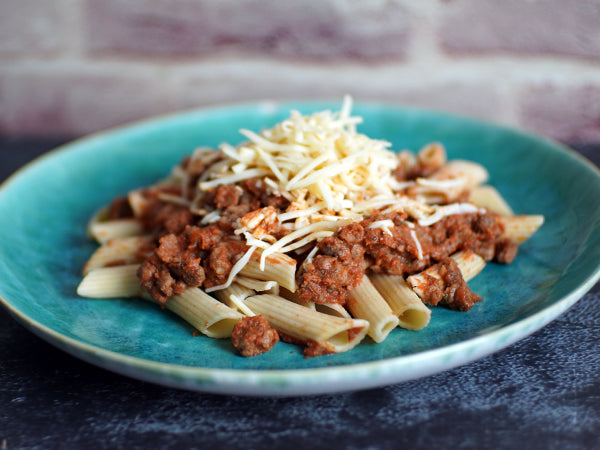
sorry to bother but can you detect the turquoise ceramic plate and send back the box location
[1,101,599,396]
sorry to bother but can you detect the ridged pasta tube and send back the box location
[244,294,369,354]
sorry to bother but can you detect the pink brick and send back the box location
[440,0,600,61]
[1,70,167,137]
[0,0,67,55]
[85,0,411,60]
[519,84,600,144]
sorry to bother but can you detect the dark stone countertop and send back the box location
[1,137,599,450]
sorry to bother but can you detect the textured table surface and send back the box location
[1,138,598,450]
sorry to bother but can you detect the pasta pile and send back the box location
[78,98,544,358]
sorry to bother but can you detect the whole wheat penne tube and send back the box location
[469,185,514,217]
[277,286,302,303]
[282,294,353,320]
[346,275,400,343]
[278,292,351,319]
[86,206,109,237]
[83,236,149,275]
[369,273,431,331]
[452,250,486,281]
[314,303,352,319]
[278,288,315,310]
[417,142,446,170]
[407,250,485,299]
[89,219,144,244]
[77,264,141,298]
[497,215,545,243]
[414,160,490,203]
[234,275,279,296]
[163,288,243,338]
[239,252,297,292]
[127,189,149,217]
[431,160,489,188]
[79,264,242,338]
[244,294,369,354]
[213,282,256,316]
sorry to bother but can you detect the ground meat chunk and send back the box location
[214,184,242,209]
[319,235,365,260]
[462,238,496,262]
[304,341,334,358]
[277,333,334,358]
[300,255,365,304]
[231,315,279,357]
[137,229,207,304]
[367,246,429,275]
[177,258,206,286]
[472,213,503,238]
[135,174,295,304]
[218,204,256,233]
[137,254,190,305]
[203,244,233,287]
[495,238,519,264]
[299,235,366,305]
[237,178,290,210]
[186,224,223,250]
[298,212,518,306]
[428,213,506,262]
[140,201,195,235]
[421,257,481,311]
[338,222,364,244]
[203,239,248,288]
[362,221,432,274]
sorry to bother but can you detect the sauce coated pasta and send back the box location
[78,97,544,357]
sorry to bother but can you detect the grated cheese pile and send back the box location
[180,97,481,282]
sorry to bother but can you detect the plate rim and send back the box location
[1,100,599,396]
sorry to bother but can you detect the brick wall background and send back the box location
[1,0,599,144]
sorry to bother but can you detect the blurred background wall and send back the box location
[0,0,599,144]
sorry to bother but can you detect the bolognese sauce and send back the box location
[79,98,543,358]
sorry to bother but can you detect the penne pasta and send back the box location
[451,250,486,282]
[417,142,446,170]
[413,160,489,203]
[212,282,256,316]
[282,292,353,320]
[346,275,400,343]
[314,303,353,319]
[431,160,489,188]
[162,288,243,338]
[77,98,544,358]
[127,190,149,218]
[244,294,369,354]
[469,185,514,217]
[83,236,149,274]
[406,250,485,300]
[239,252,297,292]
[369,273,431,331]
[77,264,141,298]
[89,219,144,244]
[497,215,545,243]
[79,265,242,338]
[234,275,279,296]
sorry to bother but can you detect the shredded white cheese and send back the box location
[417,203,481,227]
[189,96,486,266]
[405,221,424,260]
